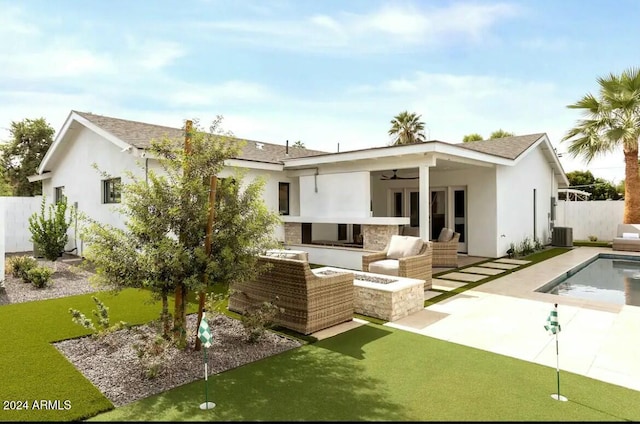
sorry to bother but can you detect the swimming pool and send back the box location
[537,254,640,306]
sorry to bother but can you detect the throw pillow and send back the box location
[437,227,454,242]
[387,235,423,259]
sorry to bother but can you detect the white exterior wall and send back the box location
[299,171,370,218]
[430,167,497,258]
[496,146,556,256]
[42,127,145,255]
[42,127,295,252]
[1,196,43,253]
[218,167,298,242]
[556,200,624,241]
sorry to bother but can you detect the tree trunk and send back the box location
[173,283,187,346]
[623,149,640,223]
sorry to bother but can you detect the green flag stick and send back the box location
[545,303,567,402]
[198,313,216,410]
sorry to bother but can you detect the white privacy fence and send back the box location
[555,200,624,241]
[1,196,43,253]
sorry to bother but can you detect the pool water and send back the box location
[540,255,640,306]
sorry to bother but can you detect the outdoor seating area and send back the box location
[431,228,461,267]
[612,223,640,252]
[228,252,354,335]
[361,235,433,289]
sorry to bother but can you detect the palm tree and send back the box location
[463,133,483,142]
[388,111,427,145]
[489,129,515,139]
[562,67,640,223]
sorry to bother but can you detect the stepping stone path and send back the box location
[459,266,506,276]
[431,258,532,290]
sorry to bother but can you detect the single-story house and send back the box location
[30,110,569,269]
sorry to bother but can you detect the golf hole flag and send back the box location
[544,304,567,401]
[544,305,561,335]
[198,313,213,348]
[198,313,216,410]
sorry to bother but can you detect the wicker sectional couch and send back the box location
[228,253,354,335]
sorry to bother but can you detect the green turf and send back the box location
[90,322,640,421]
[0,288,198,422]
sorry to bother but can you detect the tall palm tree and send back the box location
[489,129,515,139]
[562,67,640,223]
[388,111,427,145]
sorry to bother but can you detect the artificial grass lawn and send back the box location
[91,322,640,421]
[0,288,198,422]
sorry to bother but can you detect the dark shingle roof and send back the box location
[455,133,546,160]
[73,111,327,163]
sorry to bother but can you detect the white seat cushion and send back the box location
[368,259,399,276]
[437,228,454,242]
[622,232,640,239]
[386,235,423,259]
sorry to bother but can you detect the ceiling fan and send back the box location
[380,169,418,180]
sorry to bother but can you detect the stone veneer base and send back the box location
[313,267,424,322]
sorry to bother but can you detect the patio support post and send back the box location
[419,165,430,241]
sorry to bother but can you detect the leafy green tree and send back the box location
[0,174,12,196]
[388,111,427,145]
[28,196,75,267]
[566,170,621,200]
[562,67,640,223]
[292,140,305,148]
[462,133,483,142]
[489,129,515,139]
[0,118,55,196]
[81,117,281,347]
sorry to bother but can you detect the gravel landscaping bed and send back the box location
[2,254,303,408]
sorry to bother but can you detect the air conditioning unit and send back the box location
[552,226,573,247]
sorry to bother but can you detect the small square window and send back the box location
[103,178,121,204]
[278,182,290,215]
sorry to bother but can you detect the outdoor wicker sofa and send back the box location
[361,235,432,289]
[228,252,354,335]
[432,228,460,268]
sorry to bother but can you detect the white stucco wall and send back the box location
[42,126,296,252]
[218,167,298,242]
[299,171,370,218]
[430,167,497,257]
[496,146,556,256]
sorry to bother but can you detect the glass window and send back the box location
[103,178,121,204]
[54,186,65,203]
[279,182,290,215]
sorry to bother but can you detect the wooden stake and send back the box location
[195,175,217,351]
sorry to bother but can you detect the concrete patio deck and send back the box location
[316,247,640,394]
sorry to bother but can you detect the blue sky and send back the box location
[1,0,638,183]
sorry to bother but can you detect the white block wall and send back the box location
[555,200,624,241]
[1,196,43,253]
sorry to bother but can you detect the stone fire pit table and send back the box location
[312,267,425,322]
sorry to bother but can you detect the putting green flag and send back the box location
[198,313,213,348]
[544,306,561,335]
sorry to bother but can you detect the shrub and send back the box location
[69,296,128,338]
[8,256,37,280]
[518,236,534,256]
[28,196,75,263]
[132,333,171,380]
[588,235,598,242]
[26,266,53,288]
[240,299,283,343]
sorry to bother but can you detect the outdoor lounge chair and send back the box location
[432,228,460,268]
[612,224,640,252]
[361,235,432,289]
[228,253,354,335]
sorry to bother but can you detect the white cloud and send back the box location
[196,2,522,52]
